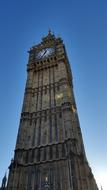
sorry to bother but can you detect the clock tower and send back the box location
[6,31,99,190]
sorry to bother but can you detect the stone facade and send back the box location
[6,31,99,190]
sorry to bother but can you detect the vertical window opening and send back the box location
[50,146,53,160]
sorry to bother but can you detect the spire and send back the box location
[48,28,52,35]
[42,29,55,44]
[47,28,54,37]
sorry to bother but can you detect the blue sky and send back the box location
[0,0,107,189]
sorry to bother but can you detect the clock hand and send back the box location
[40,49,47,59]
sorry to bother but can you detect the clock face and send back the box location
[35,47,55,60]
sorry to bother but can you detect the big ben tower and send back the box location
[6,31,99,190]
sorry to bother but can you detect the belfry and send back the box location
[6,31,99,190]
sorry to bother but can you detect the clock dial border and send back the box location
[35,46,55,60]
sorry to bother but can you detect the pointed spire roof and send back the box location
[41,30,55,44]
[48,29,52,35]
[29,30,63,52]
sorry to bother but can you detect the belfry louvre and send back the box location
[6,31,99,190]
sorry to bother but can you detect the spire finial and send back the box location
[48,29,52,35]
